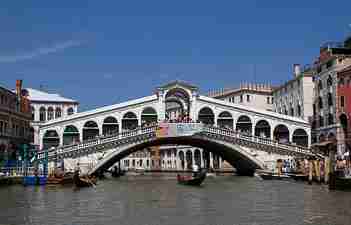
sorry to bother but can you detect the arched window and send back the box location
[273,124,290,144]
[39,107,46,121]
[254,120,271,138]
[55,107,62,118]
[67,107,74,115]
[236,115,252,134]
[292,129,308,147]
[103,116,119,135]
[47,107,54,120]
[198,107,214,125]
[122,112,138,130]
[297,104,301,117]
[141,107,158,126]
[83,121,99,140]
[217,111,233,129]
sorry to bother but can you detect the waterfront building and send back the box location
[272,64,314,121]
[311,37,351,155]
[24,88,79,147]
[0,80,32,165]
[208,83,274,111]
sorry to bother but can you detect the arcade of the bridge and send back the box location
[41,109,309,151]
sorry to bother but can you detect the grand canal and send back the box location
[0,175,350,225]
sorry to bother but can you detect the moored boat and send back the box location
[73,171,97,188]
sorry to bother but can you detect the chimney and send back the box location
[16,80,23,99]
[293,64,301,77]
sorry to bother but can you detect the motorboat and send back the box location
[177,169,207,186]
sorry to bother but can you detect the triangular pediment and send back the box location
[156,80,198,92]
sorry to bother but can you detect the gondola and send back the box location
[256,171,292,180]
[73,171,97,188]
[177,169,207,186]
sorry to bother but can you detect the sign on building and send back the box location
[156,123,203,138]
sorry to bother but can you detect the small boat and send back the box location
[257,171,291,180]
[288,173,308,181]
[73,171,97,188]
[177,169,207,186]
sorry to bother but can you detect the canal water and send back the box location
[0,175,350,225]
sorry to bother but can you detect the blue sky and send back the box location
[1,1,350,111]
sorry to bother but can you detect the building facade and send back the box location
[272,64,314,122]
[0,80,32,165]
[25,88,79,147]
[208,83,274,111]
[311,39,351,155]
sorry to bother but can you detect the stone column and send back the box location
[219,156,222,169]
[191,149,195,167]
[200,150,204,168]
[210,152,214,169]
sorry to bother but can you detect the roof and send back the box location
[24,88,78,103]
[156,80,198,91]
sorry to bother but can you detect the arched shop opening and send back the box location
[198,107,215,125]
[273,124,290,144]
[43,130,60,149]
[141,107,158,126]
[83,121,99,141]
[179,151,185,170]
[122,112,138,131]
[186,150,193,170]
[236,115,252,134]
[63,125,80,145]
[165,88,190,119]
[217,111,233,129]
[102,116,119,135]
[292,129,309,147]
[254,120,271,138]
[194,149,201,166]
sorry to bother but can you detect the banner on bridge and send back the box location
[156,123,203,138]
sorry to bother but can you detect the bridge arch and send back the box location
[63,125,80,145]
[102,116,119,136]
[90,135,265,176]
[83,120,99,141]
[254,120,271,138]
[236,115,253,134]
[292,128,308,147]
[273,124,290,144]
[122,112,138,131]
[217,111,233,129]
[42,130,60,149]
[197,107,215,125]
[141,107,158,126]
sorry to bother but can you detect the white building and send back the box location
[272,64,314,122]
[25,88,79,147]
[208,83,274,111]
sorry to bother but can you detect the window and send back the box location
[47,107,54,120]
[319,97,323,109]
[297,105,301,117]
[328,93,333,106]
[39,107,46,121]
[267,97,270,104]
[0,121,3,134]
[246,95,250,102]
[319,116,324,127]
[341,96,345,107]
[67,107,74,115]
[271,97,274,103]
[313,104,316,117]
[290,106,294,116]
[328,113,334,125]
[240,95,243,103]
[55,108,62,118]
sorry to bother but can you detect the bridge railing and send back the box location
[37,123,313,161]
[202,126,312,155]
[37,125,158,160]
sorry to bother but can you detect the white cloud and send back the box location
[0,40,83,63]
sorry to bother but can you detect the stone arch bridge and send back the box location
[37,81,315,175]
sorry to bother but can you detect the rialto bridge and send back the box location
[37,81,314,176]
